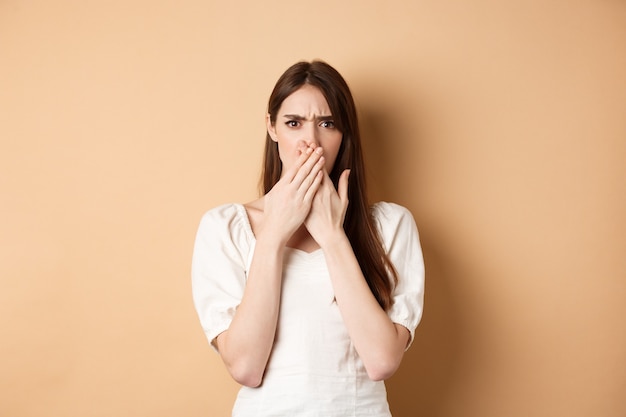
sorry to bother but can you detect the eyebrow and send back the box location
[282,114,334,121]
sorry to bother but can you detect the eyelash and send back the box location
[285,120,335,128]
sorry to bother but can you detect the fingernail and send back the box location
[315,147,323,155]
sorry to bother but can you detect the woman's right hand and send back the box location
[257,144,325,245]
[215,145,324,387]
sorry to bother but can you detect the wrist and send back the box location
[255,228,288,251]
[318,228,349,252]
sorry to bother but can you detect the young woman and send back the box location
[192,60,425,416]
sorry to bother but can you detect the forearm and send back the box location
[216,237,284,387]
[321,233,408,380]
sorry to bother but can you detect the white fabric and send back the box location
[192,202,425,417]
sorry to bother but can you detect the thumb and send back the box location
[338,169,350,203]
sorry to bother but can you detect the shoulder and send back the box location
[370,202,419,244]
[371,201,415,226]
[196,203,254,246]
[199,203,240,227]
[200,202,241,218]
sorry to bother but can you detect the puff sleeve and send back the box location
[373,202,425,349]
[191,204,253,351]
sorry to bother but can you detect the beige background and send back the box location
[1,1,625,416]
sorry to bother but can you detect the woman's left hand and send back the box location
[304,168,350,247]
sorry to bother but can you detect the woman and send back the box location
[192,60,424,416]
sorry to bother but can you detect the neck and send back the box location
[286,226,320,253]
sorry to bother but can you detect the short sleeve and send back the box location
[373,202,425,350]
[191,204,253,352]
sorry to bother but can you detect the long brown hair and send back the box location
[261,60,398,310]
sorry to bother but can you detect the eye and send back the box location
[286,120,300,127]
[320,120,335,128]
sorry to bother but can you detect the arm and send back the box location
[215,146,326,387]
[214,235,284,387]
[322,233,410,381]
[305,171,413,381]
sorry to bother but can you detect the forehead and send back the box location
[278,84,331,114]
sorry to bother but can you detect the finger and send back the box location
[303,170,324,204]
[291,146,324,186]
[338,169,350,204]
[297,155,325,195]
[282,146,314,182]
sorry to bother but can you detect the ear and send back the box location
[266,113,278,142]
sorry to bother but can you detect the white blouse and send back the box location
[192,202,425,417]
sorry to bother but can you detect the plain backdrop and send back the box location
[1,1,625,416]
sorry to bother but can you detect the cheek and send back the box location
[279,140,303,155]
[276,140,303,172]
[324,137,343,170]
[276,145,292,166]
[324,158,336,173]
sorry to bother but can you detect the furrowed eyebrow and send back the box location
[282,114,333,121]
[282,114,305,120]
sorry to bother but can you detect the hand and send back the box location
[258,145,326,245]
[304,168,350,247]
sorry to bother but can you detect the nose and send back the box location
[305,123,320,147]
